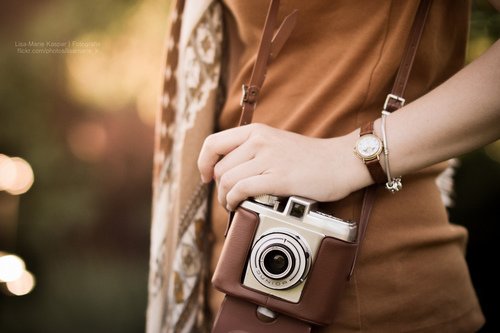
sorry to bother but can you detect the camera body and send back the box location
[212,195,360,325]
[241,196,357,303]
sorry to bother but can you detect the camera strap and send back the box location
[238,0,298,126]
[214,0,432,331]
[348,0,431,277]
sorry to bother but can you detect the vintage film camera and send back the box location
[212,195,360,326]
[241,195,357,303]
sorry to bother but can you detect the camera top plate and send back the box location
[240,196,358,243]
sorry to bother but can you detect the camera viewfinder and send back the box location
[290,203,306,218]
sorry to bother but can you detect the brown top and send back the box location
[210,1,484,332]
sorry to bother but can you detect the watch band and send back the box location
[366,158,387,185]
[213,295,312,333]
[359,122,386,184]
[359,121,375,136]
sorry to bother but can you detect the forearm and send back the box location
[198,41,500,209]
[369,39,500,181]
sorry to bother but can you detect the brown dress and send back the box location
[209,1,485,332]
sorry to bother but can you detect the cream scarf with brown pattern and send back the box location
[146,1,222,332]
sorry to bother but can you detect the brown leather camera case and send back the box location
[211,207,358,326]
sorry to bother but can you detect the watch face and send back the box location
[356,134,382,159]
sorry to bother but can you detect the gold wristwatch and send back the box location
[354,121,386,184]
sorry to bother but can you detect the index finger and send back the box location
[197,124,254,183]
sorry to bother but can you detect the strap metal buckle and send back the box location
[240,84,249,106]
[240,84,259,107]
[383,94,406,111]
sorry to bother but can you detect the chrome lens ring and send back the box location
[250,229,311,290]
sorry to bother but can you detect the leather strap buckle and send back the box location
[383,94,406,112]
[240,84,260,107]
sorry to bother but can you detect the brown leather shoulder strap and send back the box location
[239,0,298,125]
[350,0,433,277]
[386,0,432,112]
[348,185,377,277]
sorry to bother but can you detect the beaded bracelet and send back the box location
[381,111,402,192]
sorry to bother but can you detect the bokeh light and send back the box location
[6,270,36,296]
[65,0,166,126]
[0,154,17,191]
[67,122,108,162]
[0,254,26,283]
[0,154,35,195]
[0,0,159,330]
[484,140,500,164]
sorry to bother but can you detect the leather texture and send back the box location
[386,0,431,112]
[212,207,358,327]
[239,0,298,126]
[348,185,377,277]
[212,296,312,333]
[359,121,375,137]
[366,159,386,184]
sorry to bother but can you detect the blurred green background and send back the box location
[0,1,498,332]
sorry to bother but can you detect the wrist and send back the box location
[352,120,387,184]
[333,131,375,193]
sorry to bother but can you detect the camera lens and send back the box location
[250,229,311,290]
[263,249,290,275]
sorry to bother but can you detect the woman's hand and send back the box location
[198,39,500,211]
[197,123,370,211]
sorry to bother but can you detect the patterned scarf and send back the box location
[146,1,222,332]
